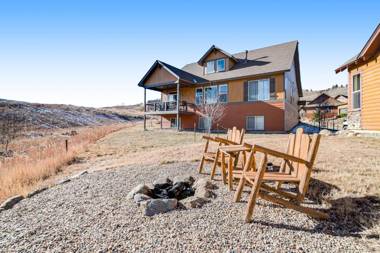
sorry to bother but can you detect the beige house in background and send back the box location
[336,23,380,131]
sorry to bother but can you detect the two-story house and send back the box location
[138,41,302,132]
[335,23,380,131]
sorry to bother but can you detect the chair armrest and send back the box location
[253,144,309,165]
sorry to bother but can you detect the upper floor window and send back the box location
[352,74,361,109]
[206,61,215,74]
[248,79,270,101]
[216,59,225,72]
[218,84,228,103]
[205,58,225,74]
[195,88,203,105]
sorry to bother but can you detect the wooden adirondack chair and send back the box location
[215,129,304,191]
[198,127,245,174]
[233,128,328,223]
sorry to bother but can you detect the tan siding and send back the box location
[181,87,195,103]
[348,53,380,130]
[203,50,228,62]
[145,67,177,85]
[228,74,284,102]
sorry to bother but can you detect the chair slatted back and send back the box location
[226,127,245,144]
[297,133,321,200]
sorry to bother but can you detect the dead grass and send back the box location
[0,124,127,201]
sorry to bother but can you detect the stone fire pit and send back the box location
[127,176,217,216]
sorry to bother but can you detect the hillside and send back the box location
[0,98,143,130]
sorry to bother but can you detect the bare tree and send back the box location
[198,101,226,134]
[0,112,27,156]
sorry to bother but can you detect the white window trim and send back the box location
[195,87,204,105]
[216,59,226,72]
[204,85,218,104]
[352,73,361,110]
[247,78,270,102]
[246,116,265,131]
[218,84,228,103]
[206,61,215,74]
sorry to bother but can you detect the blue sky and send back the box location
[0,1,379,107]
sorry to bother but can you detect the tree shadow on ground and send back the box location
[257,178,380,238]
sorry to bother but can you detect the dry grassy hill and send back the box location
[0,99,143,130]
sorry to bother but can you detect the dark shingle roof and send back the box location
[182,41,299,82]
[158,61,208,84]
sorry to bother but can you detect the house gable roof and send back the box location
[336,23,380,73]
[197,45,238,65]
[138,60,208,88]
[304,93,344,108]
[184,41,302,96]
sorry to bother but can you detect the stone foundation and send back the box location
[348,110,361,130]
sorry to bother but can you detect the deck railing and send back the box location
[145,101,195,113]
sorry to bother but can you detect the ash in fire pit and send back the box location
[128,176,217,216]
[152,178,195,200]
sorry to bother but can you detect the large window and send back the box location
[248,79,270,101]
[195,88,203,105]
[206,58,225,74]
[352,74,361,109]
[218,84,228,103]
[246,116,264,130]
[204,86,218,104]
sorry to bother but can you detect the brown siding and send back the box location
[181,87,195,103]
[348,53,380,130]
[145,66,177,85]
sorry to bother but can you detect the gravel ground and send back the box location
[0,162,370,252]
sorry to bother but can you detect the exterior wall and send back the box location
[284,61,300,131]
[228,74,284,102]
[145,66,177,85]
[347,53,380,130]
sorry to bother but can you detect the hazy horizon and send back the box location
[0,1,379,107]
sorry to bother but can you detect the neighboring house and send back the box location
[138,41,302,132]
[299,93,347,121]
[335,23,380,130]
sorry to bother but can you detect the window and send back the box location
[195,88,203,105]
[199,116,211,130]
[170,118,177,128]
[205,58,226,74]
[248,79,270,101]
[206,61,215,74]
[216,59,225,72]
[204,86,218,104]
[352,74,361,109]
[246,116,264,130]
[218,84,228,103]
[168,93,177,102]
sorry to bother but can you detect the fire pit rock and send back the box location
[128,176,217,216]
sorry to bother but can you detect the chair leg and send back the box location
[233,175,246,202]
[245,155,267,223]
[221,152,227,184]
[198,156,205,174]
[228,155,233,191]
[210,150,219,180]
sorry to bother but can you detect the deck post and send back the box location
[144,88,147,131]
[176,81,180,131]
[160,116,163,129]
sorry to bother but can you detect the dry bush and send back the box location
[0,124,125,201]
